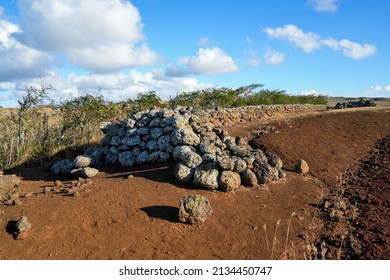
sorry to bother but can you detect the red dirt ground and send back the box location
[1,107,389,260]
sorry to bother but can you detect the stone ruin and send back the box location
[333,98,376,109]
[51,106,297,191]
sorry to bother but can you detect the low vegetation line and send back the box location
[0,83,327,170]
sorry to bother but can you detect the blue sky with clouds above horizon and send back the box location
[0,0,389,107]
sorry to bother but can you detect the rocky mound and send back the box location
[333,98,376,109]
[51,106,289,191]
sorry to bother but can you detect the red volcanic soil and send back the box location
[1,107,389,260]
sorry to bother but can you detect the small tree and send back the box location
[16,81,52,159]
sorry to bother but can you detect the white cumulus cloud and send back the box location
[307,0,340,13]
[323,38,376,59]
[4,70,213,106]
[264,47,285,65]
[264,24,377,59]
[0,19,52,82]
[367,85,390,94]
[264,24,321,53]
[15,0,159,72]
[168,47,238,76]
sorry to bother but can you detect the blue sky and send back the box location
[0,0,389,107]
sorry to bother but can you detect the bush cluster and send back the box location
[0,84,327,170]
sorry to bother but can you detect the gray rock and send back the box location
[100,135,111,146]
[150,127,163,140]
[193,164,219,190]
[228,143,252,157]
[266,152,283,170]
[123,135,142,147]
[219,171,241,192]
[117,127,126,138]
[179,195,212,224]
[148,109,160,118]
[126,128,138,137]
[132,146,142,156]
[104,153,118,165]
[15,216,31,233]
[110,135,122,146]
[173,162,194,182]
[85,147,104,165]
[216,156,235,171]
[278,169,287,179]
[109,146,120,155]
[295,159,309,174]
[142,134,152,142]
[136,150,150,165]
[118,151,136,167]
[241,169,258,187]
[233,157,247,173]
[172,145,196,160]
[163,125,176,135]
[119,118,136,128]
[105,123,120,136]
[162,109,175,118]
[199,137,217,154]
[51,160,74,175]
[161,117,174,127]
[253,161,278,184]
[157,135,172,152]
[202,153,216,163]
[117,144,129,152]
[172,115,190,128]
[137,127,150,136]
[170,127,200,146]
[250,149,268,163]
[148,151,170,163]
[139,141,147,150]
[82,167,99,178]
[146,140,158,152]
[243,156,255,169]
[0,175,20,194]
[148,117,162,128]
[172,145,202,168]
[136,116,151,127]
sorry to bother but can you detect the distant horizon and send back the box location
[1,0,389,108]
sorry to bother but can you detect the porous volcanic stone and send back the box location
[295,159,309,174]
[73,155,92,168]
[216,156,235,171]
[179,195,212,224]
[15,216,31,233]
[252,161,278,184]
[219,171,241,192]
[172,145,202,168]
[241,168,258,187]
[82,167,99,178]
[0,175,20,194]
[170,127,200,146]
[173,162,194,182]
[193,164,219,190]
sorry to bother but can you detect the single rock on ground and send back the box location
[295,159,309,174]
[82,167,99,178]
[178,195,212,224]
[15,216,31,233]
[0,175,20,194]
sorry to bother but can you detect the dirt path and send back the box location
[1,107,389,260]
